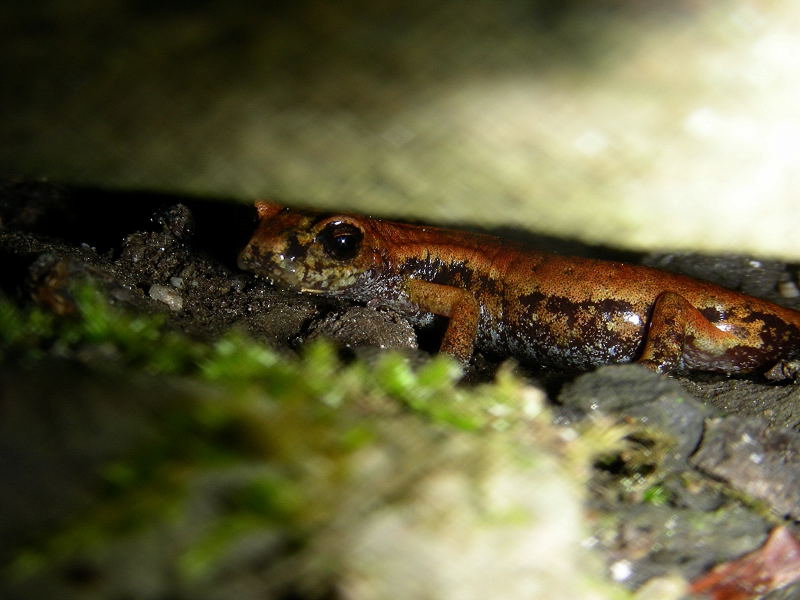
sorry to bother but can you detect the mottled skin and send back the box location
[238,202,800,379]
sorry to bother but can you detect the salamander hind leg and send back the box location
[638,291,766,375]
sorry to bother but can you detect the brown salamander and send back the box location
[238,202,800,379]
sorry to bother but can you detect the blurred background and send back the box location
[3,0,800,257]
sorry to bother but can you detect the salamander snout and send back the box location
[236,243,258,271]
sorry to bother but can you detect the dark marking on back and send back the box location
[400,257,501,296]
[513,292,644,369]
[742,310,800,356]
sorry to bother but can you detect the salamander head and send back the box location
[238,202,382,294]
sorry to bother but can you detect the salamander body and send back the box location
[238,202,800,379]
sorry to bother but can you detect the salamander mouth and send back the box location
[238,256,297,290]
[239,247,356,295]
[263,261,343,294]
[260,265,302,289]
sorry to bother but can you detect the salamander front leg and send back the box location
[638,291,745,374]
[405,279,480,364]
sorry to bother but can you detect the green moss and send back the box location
[0,284,529,432]
[0,300,54,360]
[1,285,557,582]
[642,485,670,506]
[0,285,201,372]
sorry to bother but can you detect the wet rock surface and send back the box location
[558,365,713,469]
[607,504,770,589]
[692,417,800,520]
[680,377,800,431]
[3,181,800,597]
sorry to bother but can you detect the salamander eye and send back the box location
[317,222,363,261]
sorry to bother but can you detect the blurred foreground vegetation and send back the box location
[0,285,627,599]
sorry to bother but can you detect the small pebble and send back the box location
[149,284,184,312]
[778,279,800,298]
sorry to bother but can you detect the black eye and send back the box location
[318,222,363,260]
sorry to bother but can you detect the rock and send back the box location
[691,416,800,519]
[305,305,418,353]
[680,377,800,431]
[149,283,184,312]
[559,365,712,468]
[603,504,769,588]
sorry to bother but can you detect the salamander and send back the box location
[238,201,800,379]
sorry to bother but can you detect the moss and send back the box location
[0,284,548,435]
[0,285,634,598]
[642,485,670,506]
